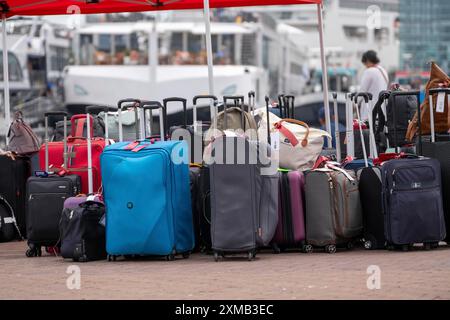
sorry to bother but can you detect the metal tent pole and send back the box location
[203,0,216,120]
[317,3,332,147]
[2,16,10,146]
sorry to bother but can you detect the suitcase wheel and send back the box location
[213,252,219,262]
[166,254,175,261]
[107,255,117,262]
[346,242,354,250]
[247,251,255,261]
[25,245,41,258]
[302,244,313,254]
[272,244,281,254]
[431,242,440,249]
[423,243,432,251]
[182,252,191,259]
[364,240,373,250]
[325,245,336,254]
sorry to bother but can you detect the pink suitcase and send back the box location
[271,170,306,252]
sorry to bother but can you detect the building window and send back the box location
[0,52,23,82]
[343,26,368,41]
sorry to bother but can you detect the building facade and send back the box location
[399,0,450,72]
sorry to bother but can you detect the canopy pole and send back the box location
[317,3,332,147]
[2,15,10,146]
[203,0,215,119]
[149,13,158,86]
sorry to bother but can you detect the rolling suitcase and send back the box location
[382,157,446,249]
[420,87,450,244]
[0,154,30,237]
[209,95,278,261]
[60,107,108,262]
[38,110,110,194]
[26,112,81,257]
[304,165,363,254]
[271,170,306,252]
[102,100,194,260]
[60,198,106,262]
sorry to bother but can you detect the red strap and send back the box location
[75,118,86,138]
[124,141,139,150]
[274,123,299,147]
[132,144,150,152]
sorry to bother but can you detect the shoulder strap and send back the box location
[376,66,389,88]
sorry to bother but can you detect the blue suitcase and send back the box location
[101,139,194,260]
[101,100,194,260]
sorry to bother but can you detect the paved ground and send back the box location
[1,241,449,300]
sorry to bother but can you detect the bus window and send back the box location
[0,51,23,82]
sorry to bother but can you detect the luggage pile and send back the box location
[1,83,449,263]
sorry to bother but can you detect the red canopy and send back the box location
[1,0,321,18]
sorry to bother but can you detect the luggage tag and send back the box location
[270,131,280,151]
[436,92,446,113]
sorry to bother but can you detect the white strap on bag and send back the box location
[332,92,342,162]
[345,93,355,158]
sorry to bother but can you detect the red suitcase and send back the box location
[38,110,110,194]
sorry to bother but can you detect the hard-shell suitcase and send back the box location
[38,111,110,194]
[271,170,306,252]
[304,166,363,253]
[382,157,446,249]
[26,112,81,257]
[101,100,194,260]
[0,154,30,237]
[421,88,450,244]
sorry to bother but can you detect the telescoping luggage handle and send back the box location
[352,93,372,168]
[141,100,166,142]
[117,99,142,142]
[331,92,342,162]
[163,97,186,131]
[193,95,218,133]
[44,111,68,173]
[223,95,245,130]
[428,88,450,144]
[85,106,110,195]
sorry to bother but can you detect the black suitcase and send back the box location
[197,165,212,253]
[357,166,385,249]
[0,155,30,237]
[60,200,106,262]
[25,111,81,257]
[420,88,450,244]
[382,158,446,249]
[189,165,201,252]
[26,174,81,256]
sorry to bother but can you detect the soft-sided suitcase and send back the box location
[421,88,450,244]
[101,100,194,260]
[304,166,363,253]
[26,112,81,257]
[60,107,107,262]
[0,154,30,237]
[382,157,446,249]
[38,111,109,194]
[209,135,278,261]
[60,199,106,262]
[271,170,306,252]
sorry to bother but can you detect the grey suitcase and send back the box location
[304,167,363,253]
[209,135,278,261]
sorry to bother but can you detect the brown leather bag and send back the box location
[406,62,450,141]
[7,111,40,156]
